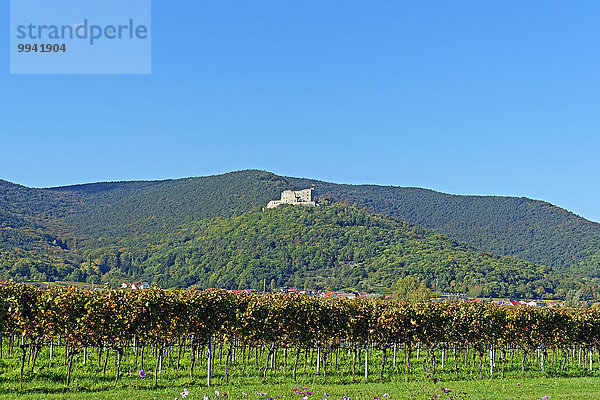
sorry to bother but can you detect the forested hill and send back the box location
[118,204,569,298]
[50,171,290,242]
[285,176,600,271]
[1,170,600,276]
[1,202,577,299]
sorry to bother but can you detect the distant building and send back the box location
[227,289,259,294]
[267,188,317,208]
[520,300,546,307]
[120,282,150,290]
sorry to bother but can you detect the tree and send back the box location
[393,276,432,303]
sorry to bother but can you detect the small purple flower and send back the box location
[382,395,389,399]
[181,389,189,399]
[307,392,313,396]
[433,377,438,384]
[324,394,330,398]
[138,369,146,378]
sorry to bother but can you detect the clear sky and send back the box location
[1,1,599,221]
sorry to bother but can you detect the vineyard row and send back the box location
[1,282,600,387]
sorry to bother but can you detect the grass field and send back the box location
[1,377,599,400]
[1,342,600,399]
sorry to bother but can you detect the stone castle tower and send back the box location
[266,188,317,208]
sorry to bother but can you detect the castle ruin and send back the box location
[267,188,317,208]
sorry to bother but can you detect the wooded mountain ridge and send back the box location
[1,170,599,299]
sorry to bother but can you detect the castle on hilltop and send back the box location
[267,188,317,208]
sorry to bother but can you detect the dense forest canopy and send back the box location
[1,170,600,300]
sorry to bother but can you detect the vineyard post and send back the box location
[190,339,196,379]
[393,343,397,367]
[316,344,320,374]
[441,343,445,369]
[453,344,458,378]
[489,344,494,378]
[540,344,545,372]
[364,339,368,380]
[207,336,212,386]
[232,338,236,364]
[153,344,161,386]
[589,348,593,373]
[351,344,356,380]
[158,346,163,374]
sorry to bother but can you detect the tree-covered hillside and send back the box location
[109,204,573,298]
[3,202,585,299]
[1,170,600,296]
[285,176,600,271]
[52,171,290,243]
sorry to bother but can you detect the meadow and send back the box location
[1,339,599,400]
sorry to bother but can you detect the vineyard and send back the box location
[1,282,600,391]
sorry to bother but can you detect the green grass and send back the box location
[1,344,600,399]
[0,377,599,400]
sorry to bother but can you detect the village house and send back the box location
[120,282,150,290]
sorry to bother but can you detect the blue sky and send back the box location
[1,1,600,221]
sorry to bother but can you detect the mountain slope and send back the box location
[285,176,600,271]
[1,170,600,281]
[51,171,289,243]
[44,204,572,299]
